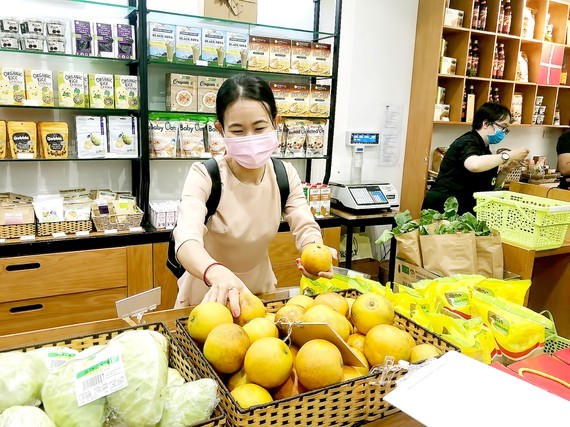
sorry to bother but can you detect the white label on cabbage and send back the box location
[74,348,128,406]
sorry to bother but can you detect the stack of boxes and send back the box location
[149,200,180,230]
[302,182,331,218]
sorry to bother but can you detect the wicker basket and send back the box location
[521,171,561,184]
[542,311,570,355]
[0,223,36,239]
[92,207,144,232]
[177,289,458,426]
[36,219,93,236]
[3,322,225,427]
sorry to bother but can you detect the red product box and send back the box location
[554,347,570,365]
[538,43,564,85]
[508,354,570,401]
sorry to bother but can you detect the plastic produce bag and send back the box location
[32,346,78,371]
[158,378,219,427]
[0,351,48,411]
[0,406,55,427]
[471,278,531,306]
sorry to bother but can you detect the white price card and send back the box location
[195,59,208,67]
[0,239,5,244]
[129,226,143,233]
[52,232,67,239]
[20,235,36,241]
[76,230,90,237]
[17,152,34,159]
[104,229,118,235]
[74,347,128,407]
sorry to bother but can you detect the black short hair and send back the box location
[216,74,278,129]
[472,102,511,130]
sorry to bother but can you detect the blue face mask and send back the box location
[487,129,506,145]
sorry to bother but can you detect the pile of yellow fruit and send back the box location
[186,291,443,409]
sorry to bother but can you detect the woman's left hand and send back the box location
[295,246,338,280]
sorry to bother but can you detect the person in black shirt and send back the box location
[423,103,529,214]
[557,129,570,190]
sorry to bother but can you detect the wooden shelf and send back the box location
[442,25,470,34]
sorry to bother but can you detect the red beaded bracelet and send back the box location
[202,262,224,287]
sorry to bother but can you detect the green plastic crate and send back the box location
[474,191,570,250]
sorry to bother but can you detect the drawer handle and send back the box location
[6,262,41,272]
[10,304,44,314]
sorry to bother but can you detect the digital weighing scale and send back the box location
[330,182,397,213]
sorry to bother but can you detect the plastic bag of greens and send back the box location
[158,378,219,427]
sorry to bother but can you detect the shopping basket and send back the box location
[473,191,570,250]
[541,311,570,355]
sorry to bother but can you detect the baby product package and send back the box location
[75,115,107,158]
[0,68,25,105]
[88,73,114,109]
[148,22,176,62]
[24,69,54,107]
[166,73,197,112]
[175,25,201,64]
[114,75,139,109]
[108,116,138,158]
[115,24,136,59]
[179,120,206,158]
[205,121,225,157]
[149,119,178,158]
[57,71,86,107]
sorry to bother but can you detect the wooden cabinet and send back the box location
[402,0,570,216]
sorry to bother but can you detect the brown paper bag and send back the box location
[475,230,503,278]
[420,232,477,276]
[395,229,423,267]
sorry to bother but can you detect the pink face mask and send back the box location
[224,130,279,169]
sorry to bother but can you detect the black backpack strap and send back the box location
[271,157,289,212]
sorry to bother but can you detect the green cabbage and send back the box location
[0,351,47,411]
[0,406,55,427]
[32,347,78,371]
[106,330,168,427]
[167,368,185,387]
[41,346,107,427]
[158,379,219,427]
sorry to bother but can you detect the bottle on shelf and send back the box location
[478,0,488,31]
[502,0,512,34]
[471,39,479,77]
[561,64,568,86]
[466,85,476,122]
[492,43,499,79]
[492,87,500,103]
[461,87,467,122]
[497,43,505,79]
[498,0,505,34]
[467,39,473,76]
[472,0,481,30]
[554,105,561,126]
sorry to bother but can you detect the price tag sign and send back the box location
[20,235,36,241]
[104,229,118,235]
[0,239,5,244]
[74,347,128,407]
[195,59,208,67]
[129,226,143,233]
[52,232,67,239]
[16,153,34,160]
[76,230,90,237]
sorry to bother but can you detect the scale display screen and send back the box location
[349,133,379,145]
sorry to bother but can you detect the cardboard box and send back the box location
[166,73,197,112]
[204,0,257,23]
[197,76,224,113]
[88,73,114,109]
[309,42,332,76]
[511,93,523,124]
[201,28,226,67]
[439,56,457,75]
[0,203,35,225]
[225,31,248,69]
[444,8,464,27]
[269,37,291,73]
[434,103,450,121]
[436,86,446,104]
[538,43,564,85]
[309,84,331,117]
[395,258,520,288]
[24,70,54,107]
[175,26,201,64]
[466,93,476,122]
[248,35,269,71]
[291,40,312,74]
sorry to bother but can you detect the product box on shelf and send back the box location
[94,22,115,58]
[114,75,139,110]
[72,20,94,56]
[309,84,331,118]
[148,22,176,62]
[7,121,36,159]
[166,73,198,112]
[433,104,450,121]
[0,202,35,226]
[291,40,311,74]
[0,68,25,106]
[202,28,226,67]
[444,8,464,27]
[76,116,107,159]
[38,122,69,159]
[270,81,290,116]
[512,93,523,124]
[225,31,248,69]
[108,116,138,158]
[179,120,206,158]
[149,200,179,229]
[248,35,269,71]
[115,24,136,60]
[197,76,224,113]
[309,42,332,76]
[466,93,475,122]
[0,120,5,159]
[538,43,564,85]
[436,86,446,104]
[24,70,54,107]
[149,119,178,158]
[439,56,457,75]
[306,120,326,158]
[289,83,310,116]
[269,37,291,73]
[175,25,201,64]
[88,73,115,109]
[57,71,87,108]
[204,0,258,23]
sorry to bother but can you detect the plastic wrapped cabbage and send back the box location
[32,346,78,371]
[0,351,48,411]
[106,330,168,427]
[158,379,219,427]
[167,368,185,387]
[41,346,107,427]
[0,406,55,427]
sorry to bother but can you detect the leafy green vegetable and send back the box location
[376,210,420,244]
[0,352,48,411]
[0,406,55,427]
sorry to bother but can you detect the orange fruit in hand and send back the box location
[229,293,266,326]
[301,243,332,275]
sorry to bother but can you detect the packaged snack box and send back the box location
[269,37,291,73]
[108,116,138,158]
[248,35,269,71]
[201,28,226,67]
[115,24,136,59]
[57,71,86,107]
[148,22,176,62]
[175,26,201,64]
[0,68,25,105]
[94,23,114,58]
[7,121,37,159]
[72,20,94,56]
[24,69,54,107]
[309,42,332,76]
[88,73,114,109]
[166,73,197,112]
[114,75,139,110]
[291,40,311,74]
[76,116,107,158]
[197,76,224,113]
[226,31,248,69]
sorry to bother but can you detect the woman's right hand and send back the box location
[509,147,530,162]
[201,264,252,318]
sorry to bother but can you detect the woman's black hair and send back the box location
[472,102,511,130]
[216,74,278,128]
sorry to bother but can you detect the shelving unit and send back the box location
[402,0,570,216]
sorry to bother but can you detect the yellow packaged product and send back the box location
[388,285,433,319]
[410,305,431,330]
[38,122,68,159]
[471,291,554,364]
[7,121,37,159]
[425,278,472,320]
[471,278,531,306]
[0,120,5,159]
[300,273,361,296]
[352,276,386,296]
[463,317,500,364]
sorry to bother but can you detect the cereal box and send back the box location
[115,24,136,60]
[0,120,5,159]
[57,71,86,108]
[309,84,331,117]
[205,121,225,157]
[270,82,291,116]
[108,116,138,158]
[0,68,25,105]
[226,31,248,69]
[114,75,139,110]
[198,76,224,113]
[291,40,312,74]
[309,42,332,76]
[175,26,201,63]
[248,35,269,72]
[166,73,197,112]
[148,22,176,62]
[72,20,94,56]
[88,74,115,109]
[179,120,205,158]
[201,28,226,67]
[270,38,291,73]
[24,70,54,107]
[94,23,114,58]
[289,83,310,116]
[149,120,178,158]
[75,116,107,158]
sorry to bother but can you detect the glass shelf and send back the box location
[147,9,336,40]
[69,0,136,11]
[0,48,137,64]
[0,104,139,114]
[148,59,332,80]
[0,157,139,162]
[148,110,329,121]
[150,156,329,161]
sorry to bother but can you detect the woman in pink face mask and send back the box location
[173,74,337,316]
